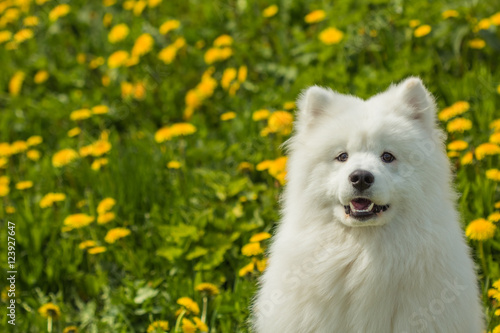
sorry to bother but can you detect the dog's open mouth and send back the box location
[344,198,389,220]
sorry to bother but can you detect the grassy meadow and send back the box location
[0,0,500,332]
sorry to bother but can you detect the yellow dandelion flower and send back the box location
[158,45,178,64]
[447,140,468,151]
[103,13,113,27]
[68,127,81,137]
[250,232,272,243]
[5,206,15,214]
[283,101,296,110]
[237,162,253,172]
[476,18,491,31]
[253,109,270,121]
[63,326,79,333]
[491,12,500,25]
[167,161,181,169]
[105,227,131,243]
[102,75,111,86]
[27,149,40,161]
[256,160,273,171]
[64,214,94,229]
[40,193,66,208]
[446,117,472,133]
[91,105,109,115]
[49,4,71,22]
[221,67,237,89]
[132,33,154,57]
[213,34,233,47]
[97,212,115,224]
[173,37,186,49]
[465,218,496,241]
[195,282,220,296]
[34,70,49,84]
[319,27,344,45]
[91,140,112,157]
[133,1,147,16]
[79,240,97,249]
[267,111,294,135]
[486,169,500,182]
[204,48,221,64]
[52,149,79,167]
[488,212,500,223]
[0,183,9,197]
[221,112,236,121]
[177,297,200,315]
[442,10,459,19]
[414,25,431,37]
[9,71,25,97]
[88,246,106,254]
[149,0,162,7]
[14,29,34,43]
[488,288,499,298]
[447,151,459,158]
[263,5,278,18]
[155,126,173,143]
[169,123,197,137]
[0,157,7,168]
[409,19,420,28]
[91,158,108,171]
[491,119,500,132]
[469,38,485,49]
[70,108,92,121]
[242,242,263,256]
[0,31,12,44]
[490,132,500,144]
[0,143,10,157]
[89,56,104,69]
[438,101,470,121]
[305,9,326,24]
[256,258,268,272]
[108,23,129,43]
[108,50,129,68]
[268,157,287,177]
[237,66,248,83]
[147,320,169,333]
[495,202,500,209]
[181,318,196,333]
[159,19,180,35]
[97,197,116,215]
[38,303,61,319]
[193,317,208,331]
[15,180,33,190]
[239,262,255,276]
[461,151,473,165]
[475,143,500,160]
[10,141,28,154]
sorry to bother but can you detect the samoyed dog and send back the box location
[252,78,483,332]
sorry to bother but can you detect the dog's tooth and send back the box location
[349,202,356,212]
[368,202,374,211]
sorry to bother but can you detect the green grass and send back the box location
[0,0,499,332]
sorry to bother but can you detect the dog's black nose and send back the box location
[349,169,374,191]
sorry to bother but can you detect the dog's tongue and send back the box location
[351,198,372,210]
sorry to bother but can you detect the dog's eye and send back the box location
[381,152,395,163]
[336,152,348,162]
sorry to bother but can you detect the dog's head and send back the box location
[286,78,448,227]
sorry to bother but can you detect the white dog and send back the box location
[252,78,483,332]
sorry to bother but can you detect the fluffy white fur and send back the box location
[252,78,483,333]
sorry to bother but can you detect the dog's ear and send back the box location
[296,86,335,130]
[397,77,436,129]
